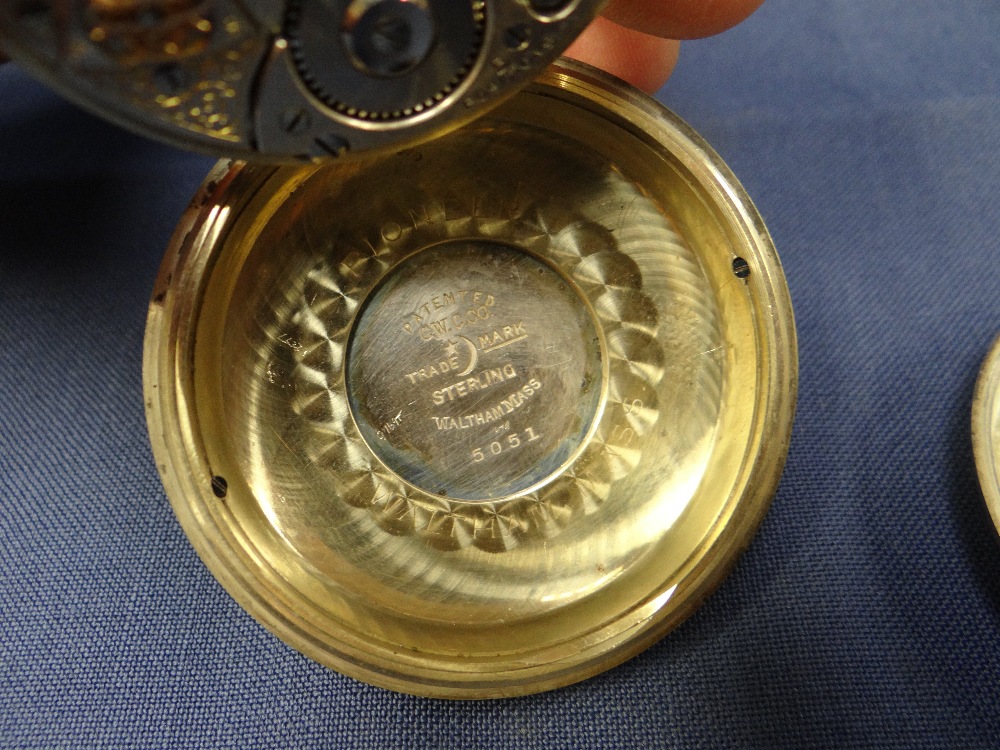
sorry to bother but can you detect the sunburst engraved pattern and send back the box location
[287,203,670,554]
[229,121,726,560]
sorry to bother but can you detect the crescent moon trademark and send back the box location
[456,336,479,377]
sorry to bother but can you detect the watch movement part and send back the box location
[0,0,603,161]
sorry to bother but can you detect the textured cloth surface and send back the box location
[3,2,1000,747]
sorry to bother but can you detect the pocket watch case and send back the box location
[974,334,1000,533]
[143,59,798,698]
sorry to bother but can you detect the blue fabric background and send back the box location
[3,1,1000,747]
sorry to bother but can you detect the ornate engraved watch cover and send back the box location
[143,59,798,697]
[0,0,603,160]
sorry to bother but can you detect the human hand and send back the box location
[566,0,764,92]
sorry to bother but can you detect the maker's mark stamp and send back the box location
[346,240,602,502]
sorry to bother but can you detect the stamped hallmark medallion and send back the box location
[346,241,604,500]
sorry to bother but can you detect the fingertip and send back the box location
[564,16,681,93]
[601,0,765,40]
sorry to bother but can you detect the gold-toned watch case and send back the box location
[973,334,1000,533]
[144,59,798,698]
